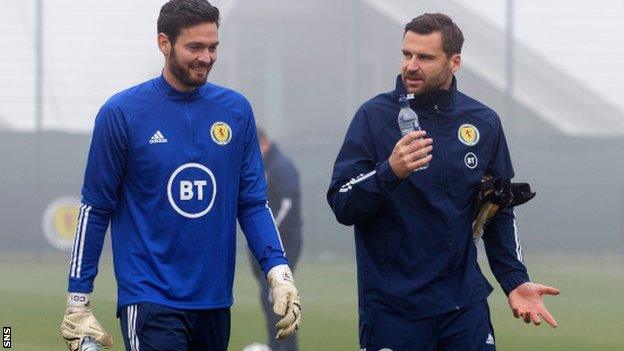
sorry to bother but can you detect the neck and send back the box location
[163,66,195,92]
[440,76,453,91]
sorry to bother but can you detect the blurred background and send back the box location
[1,0,623,350]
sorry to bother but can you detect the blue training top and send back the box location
[67,75,287,311]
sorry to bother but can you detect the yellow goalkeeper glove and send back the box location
[60,293,113,351]
[267,265,301,339]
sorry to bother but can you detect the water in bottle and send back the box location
[397,95,428,170]
[81,337,102,351]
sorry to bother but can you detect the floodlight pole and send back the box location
[505,0,515,132]
[35,0,44,258]
[35,0,43,132]
[348,0,360,115]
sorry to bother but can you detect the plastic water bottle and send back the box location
[397,95,428,170]
[81,337,102,351]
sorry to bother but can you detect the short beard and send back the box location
[168,46,208,89]
[423,69,452,94]
[403,66,453,96]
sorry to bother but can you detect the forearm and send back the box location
[483,208,530,295]
[327,160,401,225]
[67,202,111,293]
[239,200,288,275]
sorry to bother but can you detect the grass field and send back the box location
[1,252,623,350]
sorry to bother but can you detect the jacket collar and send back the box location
[154,73,202,101]
[392,74,456,111]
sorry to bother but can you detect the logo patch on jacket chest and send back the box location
[458,124,479,146]
[464,152,478,169]
[210,122,232,145]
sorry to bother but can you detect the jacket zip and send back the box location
[184,95,195,145]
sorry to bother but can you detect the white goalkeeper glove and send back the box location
[267,264,301,339]
[60,293,113,351]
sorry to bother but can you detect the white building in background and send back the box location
[1,0,623,136]
[0,0,237,133]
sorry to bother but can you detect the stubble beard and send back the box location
[403,66,453,96]
[168,47,210,89]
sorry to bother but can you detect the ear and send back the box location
[449,53,461,74]
[157,33,171,57]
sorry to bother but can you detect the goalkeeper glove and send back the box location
[473,175,536,241]
[60,292,113,351]
[267,264,301,339]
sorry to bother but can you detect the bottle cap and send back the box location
[399,96,409,107]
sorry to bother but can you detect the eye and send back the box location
[402,51,412,59]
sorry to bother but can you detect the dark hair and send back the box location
[404,13,464,56]
[157,0,220,44]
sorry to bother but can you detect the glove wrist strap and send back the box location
[267,264,294,285]
[67,292,90,307]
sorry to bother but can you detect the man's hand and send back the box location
[267,265,301,339]
[389,130,433,179]
[60,293,113,351]
[508,282,560,328]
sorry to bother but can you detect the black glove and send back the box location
[472,175,536,240]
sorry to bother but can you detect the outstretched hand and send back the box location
[508,282,560,328]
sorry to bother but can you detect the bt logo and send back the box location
[180,180,208,200]
[464,152,478,170]
[167,163,217,218]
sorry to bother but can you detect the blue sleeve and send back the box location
[81,102,128,211]
[67,203,112,292]
[237,104,287,275]
[482,120,530,295]
[327,107,402,226]
[67,103,128,292]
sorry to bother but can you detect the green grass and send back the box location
[0,253,622,350]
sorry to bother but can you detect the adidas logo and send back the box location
[149,130,168,144]
[485,333,494,345]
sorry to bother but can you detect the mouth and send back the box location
[405,76,424,85]
[191,66,208,73]
[189,62,210,73]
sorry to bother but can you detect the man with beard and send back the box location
[327,13,559,351]
[59,1,300,350]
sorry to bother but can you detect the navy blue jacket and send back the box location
[263,143,302,261]
[327,75,529,325]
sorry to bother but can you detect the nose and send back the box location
[198,49,214,64]
[406,56,420,72]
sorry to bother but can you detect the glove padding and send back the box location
[267,265,301,339]
[472,175,536,241]
[61,293,113,351]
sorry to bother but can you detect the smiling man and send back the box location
[328,13,559,351]
[59,1,301,350]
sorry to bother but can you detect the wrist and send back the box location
[377,160,404,190]
[501,271,530,296]
[388,159,405,179]
[67,292,90,307]
[267,264,294,285]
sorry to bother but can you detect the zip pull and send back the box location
[434,104,440,113]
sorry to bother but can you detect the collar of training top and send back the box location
[154,73,202,101]
[393,74,457,111]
